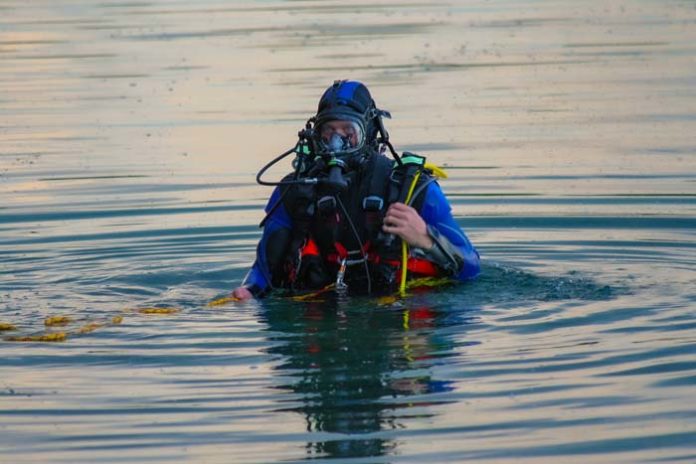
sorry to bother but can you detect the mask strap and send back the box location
[372,108,402,166]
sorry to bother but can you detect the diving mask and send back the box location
[315,117,365,158]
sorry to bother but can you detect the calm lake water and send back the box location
[1,1,695,462]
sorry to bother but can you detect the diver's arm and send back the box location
[234,187,293,299]
[382,193,480,279]
[416,182,481,280]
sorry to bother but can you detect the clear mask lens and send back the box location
[317,119,364,154]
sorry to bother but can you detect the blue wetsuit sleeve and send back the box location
[241,187,293,296]
[418,182,481,280]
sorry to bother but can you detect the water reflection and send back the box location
[260,295,468,460]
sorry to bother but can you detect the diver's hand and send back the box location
[382,202,434,249]
[231,286,254,301]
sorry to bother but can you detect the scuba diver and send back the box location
[232,80,480,300]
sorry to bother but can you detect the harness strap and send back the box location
[329,241,372,264]
[365,154,393,209]
[395,152,427,293]
[362,155,393,243]
[394,152,426,203]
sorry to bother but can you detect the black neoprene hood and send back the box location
[315,80,383,149]
[317,80,376,120]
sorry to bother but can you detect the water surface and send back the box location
[1,1,695,462]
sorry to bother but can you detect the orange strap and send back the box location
[407,258,439,276]
[300,238,320,257]
[385,257,439,281]
[328,241,372,263]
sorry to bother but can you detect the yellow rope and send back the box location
[3,161,452,342]
[0,322,17,331]
[399,170,422,295]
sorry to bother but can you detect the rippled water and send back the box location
[1,1,695,462]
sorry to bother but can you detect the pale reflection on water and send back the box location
[1,1,695,463]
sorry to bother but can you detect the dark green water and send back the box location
[1,1,695,462]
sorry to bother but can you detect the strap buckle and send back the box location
[362,195,384,211]
[317,195,336,215]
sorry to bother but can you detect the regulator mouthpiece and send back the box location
[327,133,351,153]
